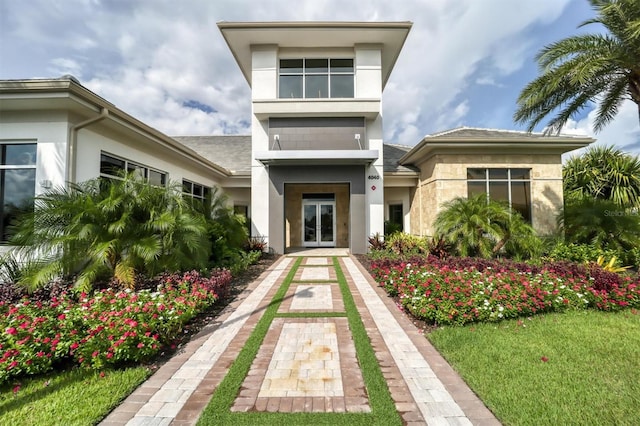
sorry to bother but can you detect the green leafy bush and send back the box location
[384,232,429,256]
[559,197,640,267]
[10,174,210,292]
[434,194,541,259]
[546,242,618,264]
[384,220,403,235]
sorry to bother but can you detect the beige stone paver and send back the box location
[305,257,329,265]
[279,282,344,313]
[259,321,343,397]
[300,266,330,281]
[289,284,333,310]
[232,317,369,413]
[343,257,471,425]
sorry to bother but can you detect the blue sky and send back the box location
[1,0,638,153]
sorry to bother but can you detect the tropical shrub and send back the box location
[546,242,619,264]
[367,233,386,251]
[370,256,640,326]
[384,220,403,235]
[563,146,640,208]
[9,174,211,292]
[559,197,640,266]
[384,232,429,256]
[434,194,541,259]
[195,186,249,268]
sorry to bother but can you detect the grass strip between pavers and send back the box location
[275,312,347,318]
[196,256,402,425]
[333,257,403,426]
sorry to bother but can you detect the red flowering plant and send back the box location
[371,256,640,326]
[0,297,75,384]
[0,269,232,384]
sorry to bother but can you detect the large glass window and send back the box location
[279,58,354,99]
[100,153,166,186]
[467,168,531,222]
[1,143,37,242]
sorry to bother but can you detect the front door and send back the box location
[302,200,336,247]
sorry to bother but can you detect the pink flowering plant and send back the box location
[371,256,640,326]
[0,269,231,385]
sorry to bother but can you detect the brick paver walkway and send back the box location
[101,252,500,426]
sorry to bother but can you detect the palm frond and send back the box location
[515,0,640,133]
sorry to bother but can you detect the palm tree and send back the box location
[564,145,640,207]
[514,0,640,134]
[559,196,640,256]
[10,174,210,292]
[434,194,540,259]
[192,186,248,266]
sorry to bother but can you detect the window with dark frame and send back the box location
[1,143,37,242]
[467,168,532,222]
[278,58,354,99]
[182,179,211,203]
[99,153,166,186]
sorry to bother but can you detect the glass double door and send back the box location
[302,200,335,247]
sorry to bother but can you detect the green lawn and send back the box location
[0,366,150,425]
[428,310,640,426]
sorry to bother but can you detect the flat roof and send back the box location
[218,21,412,88]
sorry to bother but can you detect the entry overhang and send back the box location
[254,149,378,166]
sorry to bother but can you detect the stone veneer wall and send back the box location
[284,183,350,248]
[410,153,564,236]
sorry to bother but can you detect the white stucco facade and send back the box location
[219,21,412,253]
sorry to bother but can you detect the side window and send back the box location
[100,152,166,186]
[1,143,37,242]
[182,179,211,203]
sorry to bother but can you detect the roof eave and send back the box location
[217,21,412,88]
[0,79,232,178]
[399,137,596,166]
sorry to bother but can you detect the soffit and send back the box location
[254,149,378,166]
[218,21,412,88]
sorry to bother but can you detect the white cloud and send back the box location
[562,101,640,155]
[48,58,83,77]
[1,0,581,143]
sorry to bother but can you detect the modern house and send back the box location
[0,21,594,255]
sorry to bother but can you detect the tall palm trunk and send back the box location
[630,71,640,125]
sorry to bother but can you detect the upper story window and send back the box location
[100,152,167,186]
[279,58,354,99]
[467,168,532,223]
[1,143,37,242]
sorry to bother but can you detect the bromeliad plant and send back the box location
[9,174,211,292]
